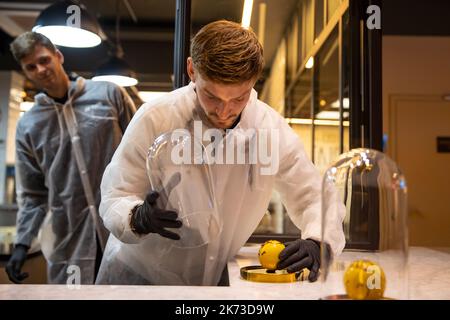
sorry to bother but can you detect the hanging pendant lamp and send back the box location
[33,0,105,48]
[92,56,138,87]
[92,0,138,87]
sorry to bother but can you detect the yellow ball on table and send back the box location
[344,260,386,300]
[258,240,286,270]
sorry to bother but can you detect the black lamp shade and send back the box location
[33,0,105,48]
[92,56,138,87]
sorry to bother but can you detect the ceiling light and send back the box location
[331,98,350,109]
[33,0,104,48]
[257,2,266,48]
[305,56,314,69]
[285,118,350,127]
[92,56,138,87]
[241,0,254,29]
[92,0,137,87]
[315,111,349,120]
[91,75,137,87]
[139,91,168,102]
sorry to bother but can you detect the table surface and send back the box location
[1,246,449,300]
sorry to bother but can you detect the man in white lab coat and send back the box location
[96,20,345,286]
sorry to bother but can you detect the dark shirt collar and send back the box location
[49,92,68,105]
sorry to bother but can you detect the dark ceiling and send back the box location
[382,0,450,36]
[0,0,297,93]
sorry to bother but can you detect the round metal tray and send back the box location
[240,265,306,283]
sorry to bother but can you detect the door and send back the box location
[389,94,450,246]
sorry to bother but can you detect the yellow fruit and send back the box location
[344,260,386,300]
[258,240,285,270]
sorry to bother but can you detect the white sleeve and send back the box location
[99,108,155,244]
[274,118,346,256]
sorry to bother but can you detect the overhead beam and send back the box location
[0,2,50,11]
[0,14,27,37]
[122,0,138,23]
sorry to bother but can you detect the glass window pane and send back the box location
[256,68,313,237]
[304,0,314,57]
[342,11,350,152]
[327,0,341,23]
[287,70,312,117]
[297,3,304,67]
[286,69,313,234]
[314,0,324,41]
[253,190,301,237]
[287,68,313,159]
[313,26,340,175]
[286,15,298,84]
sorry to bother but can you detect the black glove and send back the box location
[277,239,328,282]
[5,244,29,284]
[130,191,182,240]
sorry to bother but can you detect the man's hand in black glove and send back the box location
[130,191,182,239]
[277,239,327,282]
[5,244,29,284]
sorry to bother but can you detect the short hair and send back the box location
[10,32,57,62]
[190,20,264,84]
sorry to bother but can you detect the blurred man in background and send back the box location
[6,32,136,284]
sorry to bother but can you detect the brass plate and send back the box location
[240,265,305,283]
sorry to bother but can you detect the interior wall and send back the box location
[383,36,450,138]
[291,124,312,160]
[383,36,450,246]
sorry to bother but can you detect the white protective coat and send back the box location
[96,82,345,285]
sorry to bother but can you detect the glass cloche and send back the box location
[146,131,222,251]
[320,148,408,299]
[122,130,224,286]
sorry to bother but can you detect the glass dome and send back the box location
[320,148,409,299]
[146,131,222,250]
[117,130,224,285]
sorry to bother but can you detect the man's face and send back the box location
[187,58,256,129]
[20,45,65,91]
